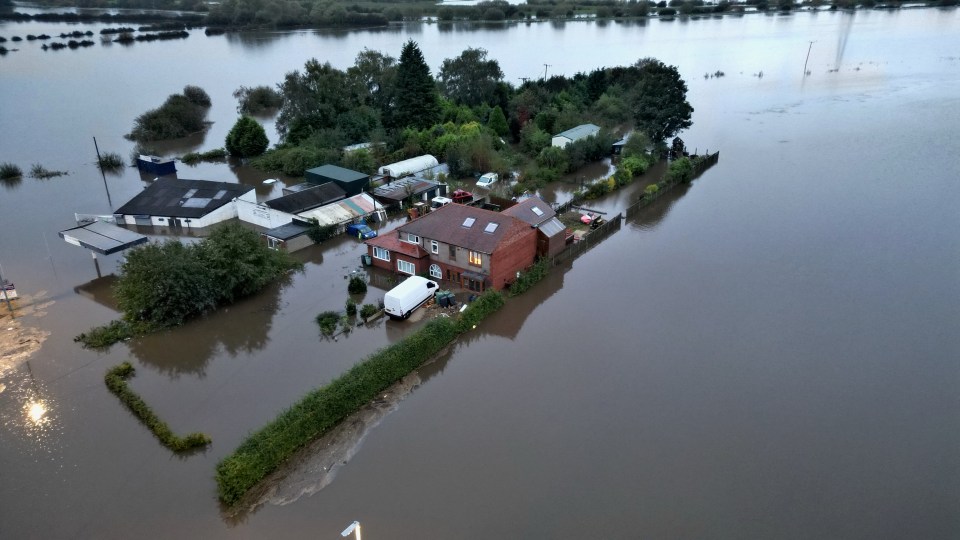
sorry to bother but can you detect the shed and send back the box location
[113,177,255,229]
[552,123,601,149]
[377,155,439,180]
[264,182,345,214]
[304,165,370,197]
[297,193,383,228]
[261,219,314,253]
[59,220,149,255]
[611,136,629,155]
[372,177,445,206]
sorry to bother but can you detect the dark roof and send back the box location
[366,233,429,258]
[398,204,529,254]
[305,164,369,184]
[262,221,312,240]
[59,221,148,255]
[264,182,345,213]
[372,177,439,202]
[501,196,556,227]
[114,178,253,218]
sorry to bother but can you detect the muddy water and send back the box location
[2,8,960,539]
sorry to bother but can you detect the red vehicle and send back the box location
[451,189,473,204]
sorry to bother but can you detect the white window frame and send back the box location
[429,264,442,279]
[266,237,281,251]
[403,233,420,244]
[373,247,390,261]
[397,259,416,275]
[431,240,439,254]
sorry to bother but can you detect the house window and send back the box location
[397,260,415,275]
[469,251,482,266]
[449,245,456,258]
[431,240,439,254]
[403,233,420,244]
[266,237,281,251]
[429,264,442,279]
[373,247,390,261]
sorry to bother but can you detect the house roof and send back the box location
[554,123,601,142]
[502,196,556,227]
[265,182,345,213]
[114,178,253,218]
[366,233,429,259]
[538,216,566,238]
[297,193,380,227]
[262,221,312,240]
[372,177,440,202]
[305,164,369,184]
[58,220,148,255]
[398,204,530,254]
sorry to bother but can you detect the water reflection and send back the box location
[0,361,61,455]
[625,181,692,232]
[1,175,24,190]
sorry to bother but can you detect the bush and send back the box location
[307,221,338,243]
[359,303,378,320]
[455,290,505,333]
[345,299,357,317]
[128,90,210,142]
[348,276,367,295]
[233,85,283,115]
[509,258,550,297]
[182,85,211,107]
[316,311,340,336]
[644,184,659,195]
[29,164,68,179]
[0,162,23,179]
[181,148,227,165]
[664,156,694,184]
[105,362,211,452]
[97,152,125,172]
[225,116,269,158]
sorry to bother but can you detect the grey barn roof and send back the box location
[59,221,149,255]
[114,178,253,218]
[262,221,312,240]
[554,123,601,142]
[305,164,369,184]
[265,182,346,213]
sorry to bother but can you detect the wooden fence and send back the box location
[550,212,623,266]
[625,152,719,220]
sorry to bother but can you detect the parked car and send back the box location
[431,196,453,209]
[476,172,499,188]
[451,189,473,204]
[346,222,377,240]
[383,276,438,320]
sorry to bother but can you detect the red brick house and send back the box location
[365,204,537,292]
[502,196,567,258]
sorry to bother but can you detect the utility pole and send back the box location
[803,41,815,76]
[543,63,551,81]
[519,77,529,85]
[93,136,114,211]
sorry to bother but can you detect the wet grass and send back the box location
[181,148,226,165]
[216,290,506,506]
[105,362,211,453]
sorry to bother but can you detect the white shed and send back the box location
[377,155,439,179]
[551,124,601,149]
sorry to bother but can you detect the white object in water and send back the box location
[262,178,278,185]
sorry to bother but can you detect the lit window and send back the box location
[429,264,442,278]
[373,247,390,261]
[398,260,415,275]
[469,251,482,266]
[431,240,439,254]
[462,217,475,228]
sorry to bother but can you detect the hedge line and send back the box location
[509,258,550,297]
[216,290,506,505]
[104,362,211,452]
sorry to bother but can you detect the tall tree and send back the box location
[438,47,504,107]
[225,116,269,158]
[630,58,693,143]
[391,40,439,130]
[276,60,358,144]
[347,48,397,114]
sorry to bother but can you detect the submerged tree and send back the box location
[629,58,693,144]
[225,116,269,158]
[391,40,439,130]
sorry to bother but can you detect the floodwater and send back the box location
[2,8,959,539]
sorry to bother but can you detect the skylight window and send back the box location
[462,217,476,228]
[484,222,499,233]
[531,206,544,216]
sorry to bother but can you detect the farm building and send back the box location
[304,165,370,197]
[377,155,439,180]
[552,123,601,148]
[113,178,254,229]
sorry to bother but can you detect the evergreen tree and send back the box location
[225,116,269,157]
[391,40,439,130]
[487,106,509,137]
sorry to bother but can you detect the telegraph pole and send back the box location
[803,41,815,76]
[543,63,551,80]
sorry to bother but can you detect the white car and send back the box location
[476,172,499,188]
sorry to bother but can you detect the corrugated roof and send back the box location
[538,216,566,238]
[398,204,529,254]
[59,221,148,255]
[305,164,369,184]
[554,123,601,142]
[297,193,380,227]
[372,177,440,202]
[502,196,556,226]
[114,178,253,218]
[265,182,345,213]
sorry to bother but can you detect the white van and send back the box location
[384,276,439,320]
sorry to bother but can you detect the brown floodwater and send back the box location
[1,8,959,539]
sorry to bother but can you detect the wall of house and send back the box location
[489,228,538,289]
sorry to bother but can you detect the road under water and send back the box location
[1,8,959,539]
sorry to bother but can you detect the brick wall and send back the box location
[489,228,538,289]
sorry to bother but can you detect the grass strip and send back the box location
[216,290,505,505]
[105,362,211,453]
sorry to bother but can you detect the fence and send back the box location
[550,212,623,266]
[625,152,719,220]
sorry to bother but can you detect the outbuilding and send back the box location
[377,155,439,180]
[552,123,601,149]
[260,219,314,253]
[113,177,255,229]
[304,164,370,197]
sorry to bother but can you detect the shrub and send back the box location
[345,298,357,316]
[509,258,550,297]
[181,148,226,165]
[348,276,368,295]
[128,91,209,142]
[233,85,283,115]
[316,311,340,336]
[182,85,211,107]
[455,290,505,333]
[644,184,659,195]
[225,116,269,158]
[75,320,153,349]
[359,303,378,320]
[105,362,211,452]
[664,156,694,184]
[29,164,68,179]
[97,152,125,172]
[0,162,23,179]
[307,221,338,243]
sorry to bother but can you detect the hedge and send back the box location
[104,362,211,452]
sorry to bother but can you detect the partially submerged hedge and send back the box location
[105,362,211,452]
[216,316,462,505]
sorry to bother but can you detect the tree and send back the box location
[347,49,397,115]
[391,40,439,130]
[487,106,509,137]
[629,59,693,144]
[225,116,269,158]
[438,47,504,107]
[276,59,358,144]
